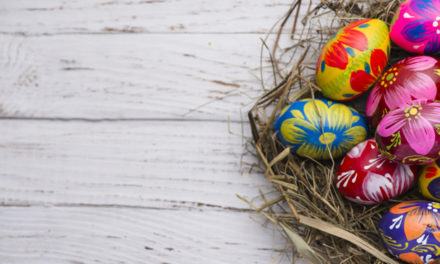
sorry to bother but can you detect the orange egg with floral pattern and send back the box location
[316,19,390,101]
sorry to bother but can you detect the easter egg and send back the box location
[316,19,390,101]
[378,201,440,264]
[419,160,440,201]
[273,98,367,160]
[336,139,418,205]
[390,0,440,54]
[366,56,440,128]
[375,99,440,165]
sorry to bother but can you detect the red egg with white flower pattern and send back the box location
[376,99,440,165]
[366,56,440,128]
[336,139,418,205]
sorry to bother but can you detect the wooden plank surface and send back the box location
[0,34,268,120]
[0,0,297,35]
[0,120,267,209]
[0,207,288,264]
[0,0,314,263]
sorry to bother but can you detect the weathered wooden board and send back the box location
[0,0,301,35]
[0,33,320,120]
[0,120,269,210]
[0,207,289,264]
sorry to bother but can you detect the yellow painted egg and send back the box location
[419,160,440,202]
[316,19,390,101]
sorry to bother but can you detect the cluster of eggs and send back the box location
[273,0,440,262]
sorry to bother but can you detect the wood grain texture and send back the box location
[0,0,319,263]
[0,34,318,120]
[0,120,268,210]
[0,34,266,120]
[0,207,289,264]
[0,0,298,35]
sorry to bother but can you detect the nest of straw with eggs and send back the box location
[241,0,429,263]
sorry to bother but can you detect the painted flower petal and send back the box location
[410,0,440,19]
[403,207,429,240]
[303,100,328,129]
[402,116,435,155]
[383,84,413,110]
[350,69,376,92]
[323,42,349,70]
[390,201,424,214]
[341,125,367,150]
[406,72,437,100]
[402,20,436,43]
[281,118,316,145]
[370,49,387,76]
[420,101,440,123]
[399,252,424,264]
[339,29,368,51]
[425,36,440,53]
[366,85,382,116]
[376,108,407,137]
[327,103,353,130]
[404,56,438,71]
[345,19,372,30]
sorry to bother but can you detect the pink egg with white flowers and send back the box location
[366,56,440,128]
[336,139,418,205]
[376,99,440,165]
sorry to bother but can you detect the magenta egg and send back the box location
[390,0,440,54]
[376,99,440,165]
[336,139,418,205]
[366,56,440,128]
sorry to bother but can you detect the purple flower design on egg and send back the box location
[402,0,440,53]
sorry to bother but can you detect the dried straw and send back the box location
[245,0,425,263]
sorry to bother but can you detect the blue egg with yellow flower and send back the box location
[274,98,368,159]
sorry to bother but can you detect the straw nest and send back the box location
[242,0,427,263]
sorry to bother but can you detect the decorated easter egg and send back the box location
[390,0,440,54]
[336,139,418,205]
[274,98,367,160]
[376,99,440,165]
[316,19,390,101]
[378,201,440,264]
[367,56,440,128]
[419,160,440,201]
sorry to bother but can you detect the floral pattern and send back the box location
[379,201,440,263]
[316,19,389,101]
[319,19,369,71]
[336,139,417,205]
[391,0,440,54]
[274,98,367,160]
[366,56,440,127]
[376,99,440,164]
[349,49,388,92]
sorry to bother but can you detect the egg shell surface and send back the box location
[273,98,367,160]
[390,0,440,54]
[336,139,418,205]
[375,99,440,165]
[316,19,390,101]
[419,160,440,201]
[366,56,440,128]
[378,200,440,264]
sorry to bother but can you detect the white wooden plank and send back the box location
[0,120,273,210]
[0,34,300,120]
[0,0,298,35]
[0,33,319,120]
[0,207,290,264]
